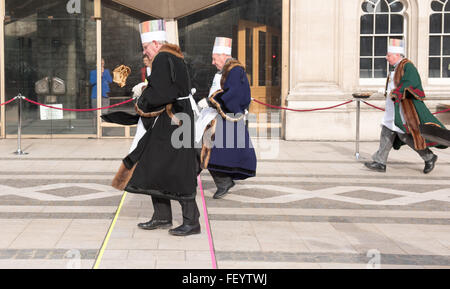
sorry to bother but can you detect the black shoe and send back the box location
[364,162,386,173]
[169,224,201,237]
[213,181,235,199]
[424,155,438,174]
[138,220,172,230]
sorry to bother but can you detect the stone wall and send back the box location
[286,0,450,141]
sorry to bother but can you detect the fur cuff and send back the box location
[200,119,217,170]
[112,162,137,191]
[208,90,245,123]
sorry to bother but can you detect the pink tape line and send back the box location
[198,176,217,269]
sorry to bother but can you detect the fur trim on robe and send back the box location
[112,162,137,191]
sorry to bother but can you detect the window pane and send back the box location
[429,58,441,78]
[378,0,389,13]
[375,14,389,34]
[259,31,266,87]
[360,58,372,78]
[446,2,450,12]
[444,36,450,55]
[430,14,442,34]
[246,28,253,86]
[375,37,387,56]
[390,15,403,34]
[443,58,450,78]
[431,1,444,12]
[362,2,375,13]
[390,1,404,12]
[374,58,387,78]
[361,14,374,34]
[430,36,442,56]
[5,0,97,136]
[445,14,450,33]
[272,35,280,87]
[360,37,373,56]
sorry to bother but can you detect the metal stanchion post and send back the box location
[13,93,28,156]
[355,99,361,160]
[352,92,372,160]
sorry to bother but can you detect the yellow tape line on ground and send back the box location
[93,191,128,269]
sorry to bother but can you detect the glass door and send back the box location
[238,20,282,137]
[4,0,97,137]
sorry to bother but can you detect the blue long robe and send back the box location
[208,65,257,180]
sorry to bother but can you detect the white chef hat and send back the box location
[388,38,405,55]
[212,37,232,56]
[139,19,167,44]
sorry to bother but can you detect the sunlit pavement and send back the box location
[0,139,449,269]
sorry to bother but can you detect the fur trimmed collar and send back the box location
[157,44,184,59]
[220,58,245,88]
[394,58,411,87]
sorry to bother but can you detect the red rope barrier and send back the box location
[362,101,385,111]
[433,107,450,115]
[252,99,354,112]
[0,97,18,107]
[362,100,450,115]
[23,97,135,112]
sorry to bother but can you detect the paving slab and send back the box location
[0,139,449,269]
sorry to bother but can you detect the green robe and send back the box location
[390,62,447,150]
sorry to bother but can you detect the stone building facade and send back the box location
[0,0,449,140]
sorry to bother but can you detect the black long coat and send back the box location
[114,44,198,201]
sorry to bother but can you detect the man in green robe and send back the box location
[365,39,447,174]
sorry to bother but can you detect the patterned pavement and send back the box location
[0,139,449,269]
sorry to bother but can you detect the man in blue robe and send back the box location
[201,37,257,199]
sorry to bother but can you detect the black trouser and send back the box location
[209,170,234,190]
[151,197,200,226]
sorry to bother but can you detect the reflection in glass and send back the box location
[429,1,450,78]
[375,14,389,34]
[101,0,149,129]
[360,58,372,78]
[390,2,404,13]
[360,37,373,57]
[444,36,450,55]
[362,2,375,13]
[259,31,266,87]
[375,37,387,56]
[272,35,280,87]
[430,36,442,56]
[360,0,405,79]
[429,58,441,78]
[390,15,404,34]
[5,0,96,136]
[178,0,282,101]
[445,14,450,33]
[443,58,450,77]
[430,14,443,34]
[378,0,389,13]
[246,28,253,86]
[374,58,387,78]
[431,1,444,12]
[361,14,374,34]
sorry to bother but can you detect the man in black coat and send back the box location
[112,20,200,237]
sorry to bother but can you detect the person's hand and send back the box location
[198,98,209,109]
[132,82,147,99]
